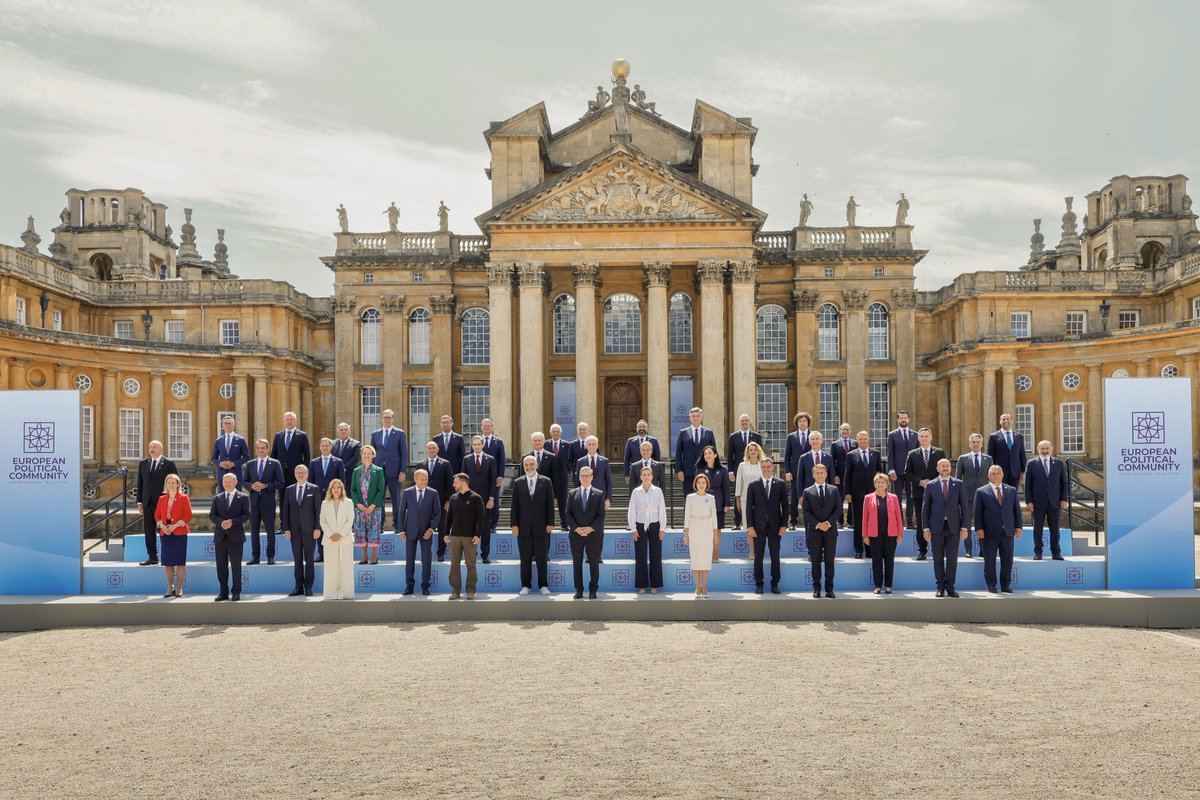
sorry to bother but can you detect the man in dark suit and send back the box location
[479,418,506,532]
[574,436,613,510]
[626,440,665,491]
[280,464,321,596]
[417,441,453,561]
[309,437,347,563]
[209,472,249,602]
[1024,440,1069,560]
[243,439,285,564]
[829,422,856,528]
[511,454,556,595]
[464,436,498,562]
[954,433,993,557]
[434,415,466,474]
[886,410,917,527]
[370,409,409,534]
[528,432,559,560]
[902,427,947,560]
[843,430,883,559]
[211,415,250,491]
[568,421,591,488]
[674,407,716,494]
[332,422,362,474]
[802,463,841,599]
[545,424,572,529]
[271,411,311,508]
[622,419,661,481]
[987,412,1027,488]
[921,458,970,597]
[783,411,814,526]
[797,431,836,513]
[726,413,764,529]
[135,440,177,566]
[566,465,606,599]
[746,457,790,594]
[397,468,441,596]
[975,465,1024,593]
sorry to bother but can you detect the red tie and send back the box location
[995,487,1003,504]
[590,456,596,472]
[942,480,948,500]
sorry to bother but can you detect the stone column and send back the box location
[0,357,9,390]
[253,374,269,445]
[54,364,70,390]
[197,373,212,460]
[697,259,728,443]
[149,371,165,446]
[516,261,546,446]
[573,262,600,430]
[793,289,819,425]
[891,289,917,420]
[1038,365,1055,448]
[287,380,301,421]
[949,369,964,449]
[234,374,250,441]
[101,368,118,464]
[1135,360,1152,377]
[936,376,950,448]
[729,259,757,432]
[430,295,456,421]
[486,262,515,442]
[332,295,357,430]
[981,364,997,436]
[842,290,868,432]
[962,368,981,443]
[381,294,406,416]
[1185,352,1200,457]
[301,383,314,442]
[644,260,672,440]
[1085,362,1103,459]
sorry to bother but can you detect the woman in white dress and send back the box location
[683,473,718,598]
[734,441,765,529]
[319,478,356,600]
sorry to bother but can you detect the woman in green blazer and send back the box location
[350,444,388,564]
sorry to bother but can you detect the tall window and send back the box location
[167,410,192,461]
[216,411,234,433]
[409,386,430,462]
[114,320,134,340]
[1117,310,1139,330]
[14,297,25,325]
[818,383,841,431]
[360,308,381,365]
[1010,311,1031,339]
[866,303,889,359]
[669,293,692,354]
[604,293,642,354]
[553,294,576,355]
[1015,404,1035,451]
[81,406,94,460]
[220,319,240,346]
[1065,311,1087,335]
[868,382,890,446]
[460,308,490,365]
[409,308,430,364]
[756,304,787,362]
[817,304,840,361]
[52,309,63,331]
[1060,402,1085,454]
[1192,297,1200,320]
[119,408,143,460]
[756,383,788,457]
[360,386,382,435]
[164,320,185,344]
[461,386,490,435]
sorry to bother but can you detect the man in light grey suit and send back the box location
[954,433,993,558]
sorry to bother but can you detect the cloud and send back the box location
[883,116,931,131]
[793,0,1030,24]
[207,79,275,109]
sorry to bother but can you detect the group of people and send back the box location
[131,405,1068,601]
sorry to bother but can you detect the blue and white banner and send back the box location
[670,376,693,434]
[0,391,82,594]
[1103,377,1195,590]
[552,377,576,431]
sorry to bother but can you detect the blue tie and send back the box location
[323,457,329,475]
[286,430,292,449]
[1006,431,1013,448]
[258,460,264,481]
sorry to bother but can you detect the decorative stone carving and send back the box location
[890,288,917,309]
[798,194,813,227]
[1028,218,1045,263]
[380,294,406,313]
[336,204,348,233]
[792,289,819,312]
[213,229,228,267]
[437,201,450,232]
[179,208,199,259]
[516,261,546,289]
[573,262,600,289]
[846,196,859,226]
[430,294,457,316]
[1059,196,1079,245]
[486,262,514,288]
[643,260,672,287]
[631,84,659,116]
[59,208,71,226]
[521,160,723,222]
[895,192,910,225]
[384,202,399,232]
[585,85,610,115]
[729,259,757,283]
[331,295,357,315]
[696,258,726,285]
[842,289,868,309]
[20,216,40,254]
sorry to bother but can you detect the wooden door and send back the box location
[604,379,642,461]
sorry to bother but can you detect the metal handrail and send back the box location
[1065,458,1105,545]
[82,466,137,553]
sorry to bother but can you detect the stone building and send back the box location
[1,62,1198,493]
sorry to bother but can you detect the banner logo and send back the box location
[1131,411,1166,445]
[23,422,54,454]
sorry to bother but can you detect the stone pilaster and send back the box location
[516,261,547,446]
[962,368,981,445]
[381,294,407,417]
[573,262,600,431]
[842,290,868,434]
[101,368,118,465]
[729,259,757,433]
[234,375,250,443]
[891,288,917,419]
[644,260,672,441]
[149,371,165,446]
[936,376,950,449]
[197,373,212,461]
[1038,365,1055,449]
[697,258,728,443]
[486,262,515,444]
[1000,364,1017,420]
[1085,362,1103,459]
[54,364,70,390]
[253,374,269,446]
[430,295,456,423]
[331,295,357,431]
[949,369,964,449]
[981,364,997,438]
[793,289,819,426]
[301,384,314,444]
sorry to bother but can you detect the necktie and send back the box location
[767,478,773,492]
[258,459,264,481]
[226,492,233,506]
[225,434,231,452]
[286,430,292,449]
[323,456,329,474]
[923,449,929,467]
[528,478,535,496]
[942,480,948,500]
[801,431,807,447]
[486,436,491,449]
[974,454,980,472]
[1006,431,1013,448]
[903,429,909,448]
[744,431,749,445]
[995,486,1003,504]
[861,450,868,462]
[844,439,850,452]
[418,490,423,504]
[1043,458,1050,473]
[536,451,542,464]
[443,433,449,449]
[820,484,825,500]
[152,458,158,471]
[693,428,699,444]
[590,456,596,472]
[552,440,559,454]
[429,460,434,473]
[643,460,649,469]
[296,485,302,503]
[476,455,481,469]
[584,488,590,505]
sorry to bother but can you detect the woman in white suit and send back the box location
[683,473,718,598]
[319,479,356,600]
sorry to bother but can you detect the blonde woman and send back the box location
[320,478,356,600]
[683,473,718,598]
[153,474,192,598]
[734,441,765,529]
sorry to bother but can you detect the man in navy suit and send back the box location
[280,464,321,597]
[210,472,250,602]
[479,418,506,532]
[568,422,591,488]
[464,436,498,562]
[566,466,606,599]
[370,409,409,533]
[545,424,572,528]
[746,458,790,594]
[271,411,311,507]
[802,463,841,598]
[921,458,970,597]
[622,419,661,481]
[434,415,466,474]
[829,422,856,528]
[398,468,441,596]
[986,412,1027,488]
[332,422,362,474]
[243,439,285,564]
[955,433,993,558]
[574,436,613,511]
[674,407,716,494]
[727,413,764,528]
[528,432,559,560]
[626,440,665,491]
[1024,440,1069,560]
[417,441,453,561]
[903,427,947,560]
[797,431,836,515]
[886,410,917,527]
[511,454,556,595]
[784,411,814,525]
[309,437,347,563]
[211,415,250,490]
[975,465,1024,593]
[843,431,883,559]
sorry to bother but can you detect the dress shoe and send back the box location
[947,590,960,598]
[1052,554,1065,561]
[825,591,836,599]
[231,594,240,601]
[422,588,430,596]
[437,555,445,562]
[246,559,260,565]
[466,592,475,599]
[573,591,584,599]
[988,586,999,593]
[539,587,551,595]
[770,586,781,594]
[518,587,530,596]
[812,591,821,598]
[214,594,229,602]
[402,588,414,596]
[874,588,882,594]
[915,553,928,561]
[855,552,864,559]
[936,589,945,598]
[304,589,314,596]
[288,588,304,596]
[267,558,276,565]
[449,592,460,599]
[140,559,158,566]
[884,587,892,594]
[755,586,764,594]
[1001,587,1014,593]
[588,590,597,599]
[481,557,491,564]
[1034,553,1043,560]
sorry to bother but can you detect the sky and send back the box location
[0,0,1196,297]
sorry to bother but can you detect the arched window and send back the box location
[1094,247,1108,270]
[553,294,576,355]
[360,308,381,365]
[90,253,113,281]
[817,303,840,361]
[460,307,490,366]
[408,308,430,364]
[1139,241,1165,269]
[756,304,787,362]
[669,293,692,354]
[867,302,889,359]
[604,293,642,354]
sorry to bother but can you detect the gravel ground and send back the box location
[2,622,1199,799]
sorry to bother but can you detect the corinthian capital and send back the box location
[643,259,672,288]
[485,261,514,288]
[516,261,546,289]
[729,258,758,284]
[573,261,600,289]
[696,258,726,285]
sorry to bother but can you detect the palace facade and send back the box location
[2,63,1198,491]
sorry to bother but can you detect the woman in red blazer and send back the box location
[860,472,905,594]
[154,474,193,598]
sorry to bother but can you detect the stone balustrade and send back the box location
[333,231,488,257]
[755,226,914,254]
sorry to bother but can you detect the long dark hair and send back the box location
[695,445,723,472]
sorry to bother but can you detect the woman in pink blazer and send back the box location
[860,472,904,594]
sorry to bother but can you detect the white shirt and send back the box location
[627,484,667,527]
